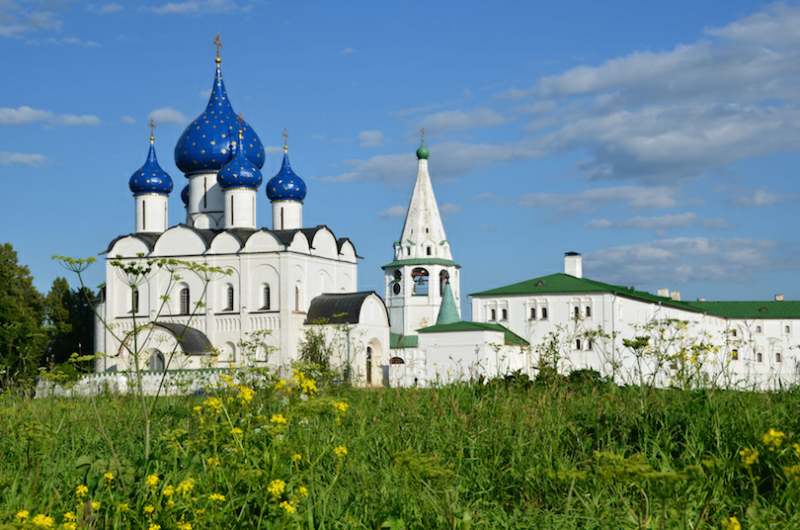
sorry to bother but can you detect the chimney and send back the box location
[670,291,681,301]
[564,251,582,278]
[657,288,670,298]
[775,294,785,301]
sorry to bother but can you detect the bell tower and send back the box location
[383,133,461,337]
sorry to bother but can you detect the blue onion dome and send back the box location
[174,48,265,175]
[217,125,263,190]
[266,133,307,202]
[129,125,174,195]
[180,184,189,205]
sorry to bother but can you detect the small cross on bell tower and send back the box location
[214,34,223,64]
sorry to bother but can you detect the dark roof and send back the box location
[417,321,529,346]
[152,322,213,354]
[305,291,385,325]
[104,224,359,258]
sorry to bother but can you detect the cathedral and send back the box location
[90,40,800,393]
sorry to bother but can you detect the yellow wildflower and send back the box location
[334,445,348,458]
[117,503,129,513]
[740,447,758,467]
[794,443,800,458]
[784,464,800,479]
[762,428,786,449]
[163,485,175,497]
[334,401,349,413]
[203,396,223,413]
[721,516,741,530]
[238,385,255,404]
[90,501,101,511]
[208,492,225,502]
[267,479,286,498]
[15,510,29,521]
[298,485,309,497]
[146,474,160,488]
[279,501,296,514]
[63,523,77,530]
[291,453,302,463]
[270,414,287,425]
[230,427,243,437]
[166,499,176,509]
[103,471,114,483]
[63,512,77,522]
[193,405,203,414]
[143,505,155,515]
[176,478,195,495]
[275,378,288,391]
[177,522,193,530]
[31,514,55,528]
[75,484,89,498]
[220,374,234,386]
[207,457,220,467]
[148,524,161,530]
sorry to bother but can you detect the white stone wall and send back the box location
[134,193,168,233]
[223,188,257,229]
[271,200,303,230]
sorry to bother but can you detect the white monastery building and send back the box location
[92,41,800,392]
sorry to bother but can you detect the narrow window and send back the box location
[225,284,234,311]
[585,306,592,318]
[576,339,582,351]
[757,352,763,363]
[573,306,580,319]
[439,270,450,295]
[426,246,432,256]
[777,352,782,363]
[756,325,763,334]
[230,195,234,225]
[587,339,593,351]
[785,325,791,334]
[366,346,373,385]
[262,284,271,310]
[731,329,737,337]
[131,288,139,314]
[490,309,496,321]
[501,309,508,321]
[142,201,147,231]
[203,177,208,208]
[530,307,536,320]
[731,349,739,360]
[295,285,301,312]
[406,247,411,256]
[541,307,548,320]
[180,287,190,315]
[280,207,285,229]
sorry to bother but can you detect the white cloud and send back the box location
[148,0,250,15]
[88,3,124,14]
[379,205,406,218]
[0,3,61,38]
[419,108,506,133]
[588,212,698,232]
[586,237,779,285]
[440,202,462,216]
[121,115,136,125]
[341,47,355,55]
[0,151,46,166]
[58,36,100,47]
[0,105,100,126]
[358,129,383,148]
[519,185,677,211]
[148,107,187,125]
[736,188,782,207]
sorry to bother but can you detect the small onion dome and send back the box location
[174,56,265,175]
[266,149,307,202]
[129,130,173,195]
[180,184,189,205]
[217,127,263,190]
[416,143,429,160]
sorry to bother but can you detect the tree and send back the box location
[43,277,97,366]
[0,243,46,386]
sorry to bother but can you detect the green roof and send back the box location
[685,301,800,320]
[471,272,800,320]
[382,258,460,270]
[390,333,419,349]
[417,321,529,346]
[436,282,459,325]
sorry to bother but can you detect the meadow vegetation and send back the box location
[2,371,800,529]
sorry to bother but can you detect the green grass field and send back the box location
[2,373,799,529]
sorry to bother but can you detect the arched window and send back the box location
[411,267,429,296]
[501,309,508,321]
[225,284,234,311]
[585,306,592,318]
[777,352,783,363]
[490,309,496,321]
[731,349,739,360]
[426,246,432,256]
[757,352,763,363]
[295,284,302,312]
[179,286,190,315]
[131,287,139,314]
[148,351,165,372]
[529,307,536,320]
[262,284,271,310]
[576,339,582,351]
[439,269,450,295]
[574,306,580,319]
[541,307,549,320]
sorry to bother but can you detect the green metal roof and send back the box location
[470,272,800,320]
[685,300,800,320]
[382,258,460,270]
[417,321,529,346]
[436,283,459,325]
[390,333,419,349]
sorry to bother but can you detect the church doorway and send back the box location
[148,350,165,372]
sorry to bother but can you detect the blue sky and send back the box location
[2,0,799,307]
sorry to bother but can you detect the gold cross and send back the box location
[149,118,155,143]
[282,128,289,153]
[214,34,223,62]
